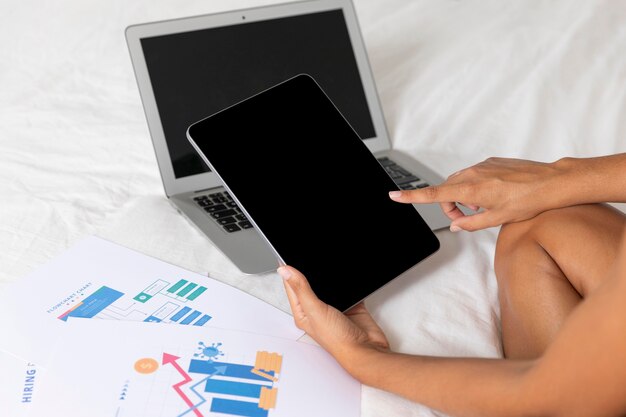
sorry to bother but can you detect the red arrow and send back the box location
[162,353,204,417]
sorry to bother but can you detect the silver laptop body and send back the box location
[125,0,451,275]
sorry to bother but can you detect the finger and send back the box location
[389,183,466,205]
[451,210,500,232]
[277,265,326,316]
[440,201,467,221]
[455,201,480,212]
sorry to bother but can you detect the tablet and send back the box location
[187,74,440,311]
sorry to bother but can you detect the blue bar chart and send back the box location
[205,379,263,398]
[189,361,273,381]
[170,307,192,322]
[210,398,268,417]
[180,310,202,325]
[193,315,212,326]
[187,352,281,417]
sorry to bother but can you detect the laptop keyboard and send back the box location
[193,157,429,234]
[376,157,430,190]
[193,191,253,233]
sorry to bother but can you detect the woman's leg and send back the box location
[494,203,626,359]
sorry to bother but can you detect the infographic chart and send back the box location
[57,278,214,327]
[146,342,283,417]
[0,236,302,368]
[29,320,361,417]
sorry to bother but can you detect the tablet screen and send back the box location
[187,74,440,311]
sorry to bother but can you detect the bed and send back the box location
[1,0,624,416]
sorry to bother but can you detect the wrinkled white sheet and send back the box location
[1,0,625,416]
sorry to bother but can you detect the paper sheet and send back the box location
[0,236,302,367]
[31,319,360,417]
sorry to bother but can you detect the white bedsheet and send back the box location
[1,0,625,416]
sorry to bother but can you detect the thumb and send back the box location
[277,265,325,318]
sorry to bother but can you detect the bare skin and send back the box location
[495,203,626,359]
[279,153,626,417]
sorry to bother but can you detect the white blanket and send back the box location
[1,0,625,416]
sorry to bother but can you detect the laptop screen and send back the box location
[140,9,376,179]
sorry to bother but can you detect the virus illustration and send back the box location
[193,341,224,362]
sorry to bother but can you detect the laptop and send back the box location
[125,0,452,275]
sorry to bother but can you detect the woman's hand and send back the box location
[278,265,390,375]
[389,157,576,232]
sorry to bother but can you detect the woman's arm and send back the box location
[389,153,626,231]
[278,227,626,417]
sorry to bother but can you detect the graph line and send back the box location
[162,353,204,417]
[179,365,227,417]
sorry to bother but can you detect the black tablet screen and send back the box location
[187,74,440,311]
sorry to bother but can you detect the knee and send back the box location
[495,204,622,273]
[493,209,563,286]
[494,220,534,286]
[493,206,587,284]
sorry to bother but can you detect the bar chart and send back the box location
[184,350,283,417]
[134,279,208,303]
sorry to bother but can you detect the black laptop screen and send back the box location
[140,9,377,179]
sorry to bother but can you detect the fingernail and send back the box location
[277,266,292,281]
[450,225,463,232]
[389,191,402,199]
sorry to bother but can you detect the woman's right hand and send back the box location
[389,157,576,232]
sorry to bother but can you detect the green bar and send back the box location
[186,286,207,301]
[177,282,198,297]
[167,279,188,294]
